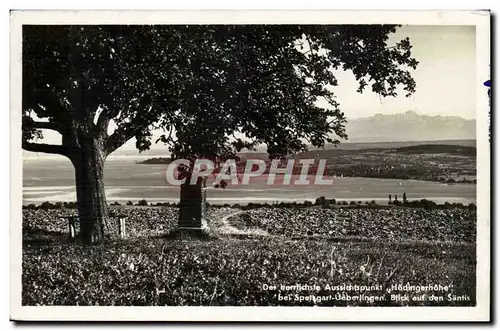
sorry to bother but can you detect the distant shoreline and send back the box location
[22,173,477,206]
[23,139,476,160]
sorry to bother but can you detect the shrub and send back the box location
[315,196,326,206]
[39,201,53,210]
[62,201,77,208]
[126,201,134,206]
[137,199,148,206]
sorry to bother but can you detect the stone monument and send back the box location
[177,176,208,235]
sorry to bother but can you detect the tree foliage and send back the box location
[23,25,418,161]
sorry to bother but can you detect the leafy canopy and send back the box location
[22,25,418,160]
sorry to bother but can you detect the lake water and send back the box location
[23,156,476,205]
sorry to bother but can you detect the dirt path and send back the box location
[215,210,269,236]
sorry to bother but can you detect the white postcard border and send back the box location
[9,9,491,322]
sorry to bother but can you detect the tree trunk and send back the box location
[178,176,208,233]
[71,138,110,245]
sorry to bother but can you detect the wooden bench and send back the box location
[110,213,128,238]
[61,214,128,240]
[63,216,79,240]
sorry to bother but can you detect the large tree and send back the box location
[22,25,418,244]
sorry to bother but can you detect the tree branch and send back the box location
[155,124,174,145]
[305,35,316,59]
[95,110,111,137]
[105,98,155,155]
[22,121,63,134]
[105,126,135,156]
[22,141,69,156]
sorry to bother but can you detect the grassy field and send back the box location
[22,206,476,306]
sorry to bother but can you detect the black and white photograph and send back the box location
[9,10,491,322]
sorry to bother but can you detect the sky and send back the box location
[25,25,478,154]
[330,25,477,120]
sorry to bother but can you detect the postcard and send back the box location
[10,9,491,322]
